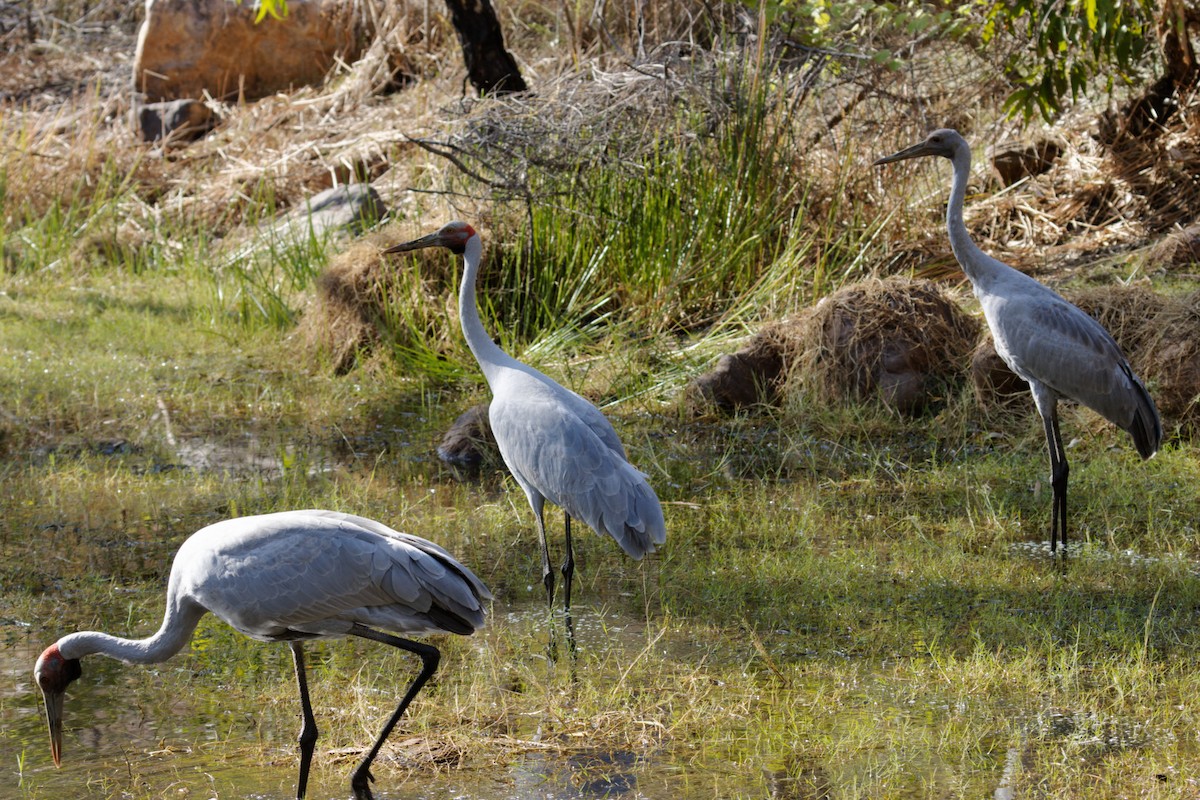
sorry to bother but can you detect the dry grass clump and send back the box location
[1146,221,1200,268]
[969,337,1030,413]
[688,278,980,417]
[0,0,456,237]
[295,241,385,374]
[1140,295,1200,421]
[1068,284,1169,358]
[294,230,457,373]
[964,87,1200,272]
[786,277,980,415]
[407,38,782,208]
[685,322,799,414]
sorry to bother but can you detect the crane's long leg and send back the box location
[561,513,578,659]
[1037,399,1070,553]
[533,498,555,606]
[561,513,575,612]
[289,642,319,800]
[347,624,440,800]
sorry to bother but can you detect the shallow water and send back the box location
[2,605,734,800]
[7,589,1181,799]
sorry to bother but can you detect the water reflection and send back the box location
[3,593,1058,800]
[1,607,706,800]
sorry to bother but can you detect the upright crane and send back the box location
[875,129,1162,552]
[385,221,666,609]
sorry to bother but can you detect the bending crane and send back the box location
[33,509,491,800]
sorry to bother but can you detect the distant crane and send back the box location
[875,128,1162,552]
[384,221,666,610]
[33,509,491,800]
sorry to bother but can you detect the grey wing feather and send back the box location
[302,509,493,602]
[490,395,666,559]
[186,511,491,641]
[556,385,628,459]
[519,363,628,459]
[988,294,1161,455]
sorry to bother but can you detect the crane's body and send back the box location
[385,222,665,610]
[875,129,1161,552]
[34,509,491,800]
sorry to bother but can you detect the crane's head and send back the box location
[383,220,477,256]
[34,643,82,767]
[873,128,967,166]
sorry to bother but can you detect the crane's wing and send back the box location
[183,511,491,642]
[490,391,666,559]
[987,293,1162,456]
[517,363,628,459]
[301,509,493,597]
[554,384,628,459]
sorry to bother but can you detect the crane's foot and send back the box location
[350,765,376,800]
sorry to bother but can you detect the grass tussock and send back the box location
[785,276,981,415]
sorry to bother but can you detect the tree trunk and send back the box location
[442,0,527,94]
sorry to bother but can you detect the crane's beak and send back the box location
[382,231,445,255]
[873,141,936,166]
[41,688,65,766]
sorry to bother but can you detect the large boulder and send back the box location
[133,0,366,102]
[270,183,387,242]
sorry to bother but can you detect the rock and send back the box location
[278,183,387,241]
[135,98,216,143]
[991,139,1062,186]
[133,0,366,103]
[229,183,387,318]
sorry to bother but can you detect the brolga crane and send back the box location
[32,509,491,800]
[384,221,666,611]
[875,128,1162,552]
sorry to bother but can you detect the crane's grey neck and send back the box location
[458,234,521,386]
[56,593,206,665]
[945,142,991,284]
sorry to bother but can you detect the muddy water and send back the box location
[2,605,733,800]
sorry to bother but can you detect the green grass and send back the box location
[4,321,1198,799]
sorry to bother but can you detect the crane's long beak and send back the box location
[873,141,936,166]
[41,688,65,767]
[382,231,445,254]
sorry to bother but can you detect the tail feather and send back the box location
[1123,368,1163,459]
[600,484,666,560]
